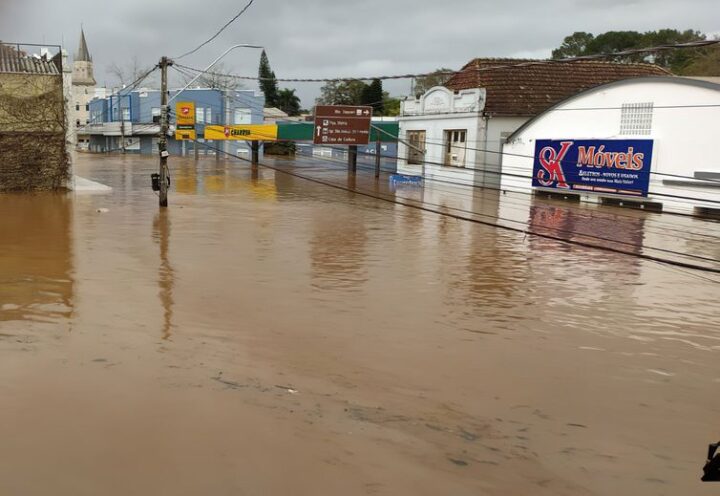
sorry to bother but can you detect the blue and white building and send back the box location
[86,87,264,157]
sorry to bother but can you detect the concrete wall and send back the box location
[0,72,69,191]
[501,78,720,213]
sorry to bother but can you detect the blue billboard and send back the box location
[532,139,654,197]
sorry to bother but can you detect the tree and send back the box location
[644,29,706,73]
[195,63,243,90]
[258,50,279,108]
[108,56,157,88]
[412,68,454,96]
[682,47,720,76]
[276,88,301,116]
[361,79,384,114]
[550,29,708,74]
[316,80,368,106]
[382,95,401,117]
[551,32,595,59]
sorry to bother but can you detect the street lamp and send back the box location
[168,44,264,104]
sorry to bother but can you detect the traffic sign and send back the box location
[313,105,373,145]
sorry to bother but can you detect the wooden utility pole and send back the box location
[348,145,357,173]
[374,138,381,178]
[158,56,171,208]
[120,94,126,154]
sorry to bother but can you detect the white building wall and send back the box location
[482,117,529,189]
[501,78,720,213]
[398,113,481,185]
[398,86,485,186]
[398,86,535,188]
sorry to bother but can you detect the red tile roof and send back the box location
[445,58,670,117]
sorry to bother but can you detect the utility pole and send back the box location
[224,89,231,158]
[374,137,381,179]
[348,145,357,174]
[158,56,172,208]
[120,94,126,154]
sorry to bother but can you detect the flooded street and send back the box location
[1,153,719,495]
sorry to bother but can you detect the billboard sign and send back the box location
[532,139,654,197]
[313,105,372,145]
[175,102,196,140]
[204,125,278,141]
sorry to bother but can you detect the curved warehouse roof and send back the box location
[506,76,720,140]
[444,58,669,117]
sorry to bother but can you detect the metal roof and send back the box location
[0,43,61,75]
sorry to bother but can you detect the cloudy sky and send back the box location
[1,0,718,106]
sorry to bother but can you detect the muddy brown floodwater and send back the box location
[1,153,720,495]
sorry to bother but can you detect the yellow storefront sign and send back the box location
[176,102,195,126]
[175,102,196,140]
[204,125,278,141]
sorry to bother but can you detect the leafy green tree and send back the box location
[412,68,453,96]
[258,50,279,108]
[550,29,708,74]
[682,47,720,76]
[361,79,384,114]
[382,95,401,117]
[552,32,595,59]
[316,80,368,106]
[644,29,706,73]
[276,88,301,116]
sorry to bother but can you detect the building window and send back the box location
[206,108,212,124]
[234,108,251,124]
[406,130,426,165]
[75,104,80,111]
[85,104,89,111]
[196,107,205,123]
[122,108,130,121]
[152,107,161,124]
[86,119,89,124]
[444,129,467,167]
[620,102,653,135]
[76,119,81,128]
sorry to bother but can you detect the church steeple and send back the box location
[72,27,95,86]
[76,28,91,62]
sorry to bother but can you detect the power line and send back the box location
[181,137,720,277]
[173,39,720,83]
[174,0,257,60]
[413,134,720,185]
[275,145,720,260]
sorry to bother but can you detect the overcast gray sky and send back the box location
[1,0,718,106]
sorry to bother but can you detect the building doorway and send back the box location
[406,130,426,165]
[444,129,467,167]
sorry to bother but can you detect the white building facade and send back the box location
[397,58,668,189]
[398,86,530,188]
[501,77,720,215]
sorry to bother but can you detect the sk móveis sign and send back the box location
[532,139,654,197]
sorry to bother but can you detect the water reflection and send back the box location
[0,193,74,326]
[152,211,174,340]
[309,199,369,292]
[528,201,646,255]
